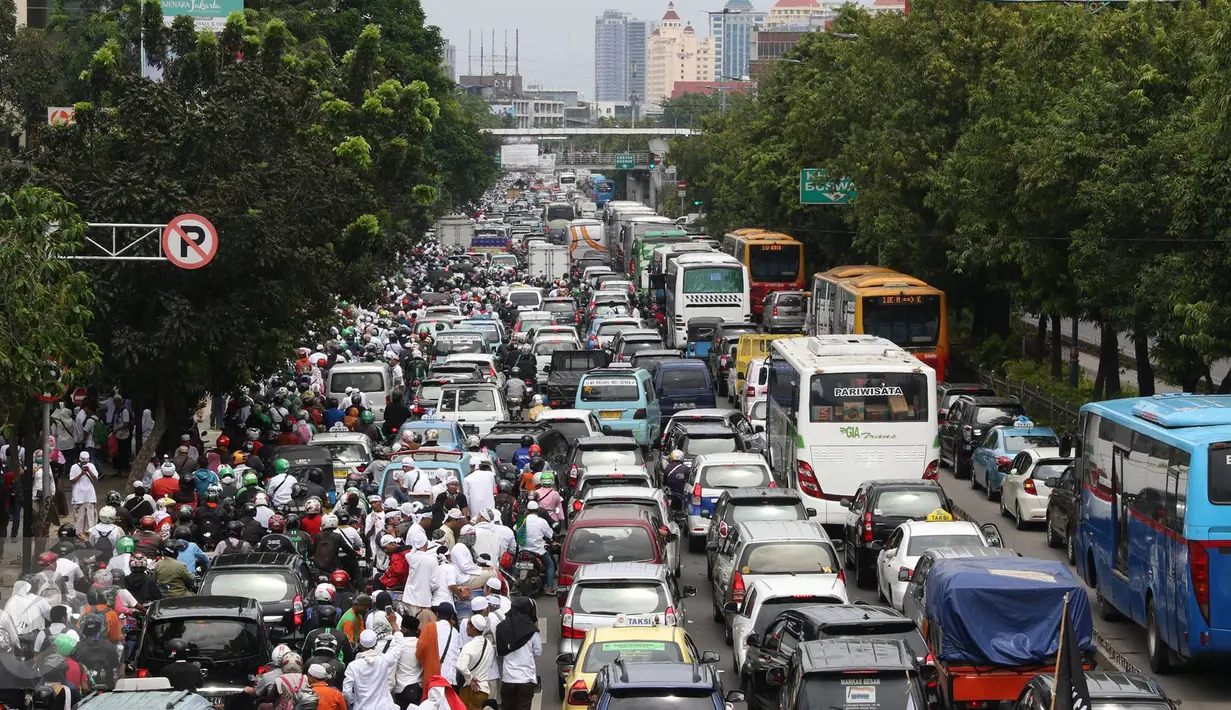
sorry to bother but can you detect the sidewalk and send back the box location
[1021,316,1185,394]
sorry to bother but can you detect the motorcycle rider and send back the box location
[266,458,298,509]
[511,436,533,471]
[123,553,160,605]
[173,527,210,574]
[215,520,254,555]
[258,514,297,553]
[285,514,314,556]
[132,515,163,557]
[663,449,689,512]
[532,472,564,525]
[527,394,547,421]
[314,514,360,582]
[154,541,196,597]
[519,500,555,594]
[519,452,545,492]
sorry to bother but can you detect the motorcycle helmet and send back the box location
[80,614,105,639]
[115,537,134,554]
[528,456,545,473]
[166,638,191,660]
[105,490,122,507]
[519,435,533,448]
[174,526,194,541]
[140,515,157,531]
[177,505,194,523]
[98,506,116,524]
[274,458,290,475]
[497,479,512,495]
[241,502,258,519]
[226,520,245,537]
[335,511,351,527]
[217,435,231,449]
[312,631,340,657]
[313,583,336,603]
[320,513,338,531]
[329,570,351,588]
[271,644,293,666]
[37,552,57,568]
[242,471,259,488]
[268,514,286,533]
[540,471,555,486]
[204,486,221,504]
[57,524,76,539]
[360,411,374,425]
[528,444,542,456]
[178,475,195,492]
[254,492,269,507]
[305,498,322,514]
[129,553,147,570]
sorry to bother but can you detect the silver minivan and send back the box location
[327,363,392,424]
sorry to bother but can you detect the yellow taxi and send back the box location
[555,625,714,710]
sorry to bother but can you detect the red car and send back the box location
[557,509,672,598]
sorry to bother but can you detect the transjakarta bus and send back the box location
[806,267,950,381]
[664,253,751,349]
[766,335,939,525]
[1076,395,1231,672]
[720,230,805,317]
[568,219,607,262]
[591,175,615,207]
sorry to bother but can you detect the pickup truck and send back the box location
[544,350,610,408]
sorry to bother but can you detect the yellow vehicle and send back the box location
[730,333,801,399]
[556,625,705,710]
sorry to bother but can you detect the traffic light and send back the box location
[649,154,659,169]
[693,200,702,206]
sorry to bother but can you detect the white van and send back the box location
[327,363,392,424]
[435,383,508,438]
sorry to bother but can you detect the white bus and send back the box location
[558,171,577,189]
[568,219,607,262]
[766,335,939,525]
[664,253,751,348]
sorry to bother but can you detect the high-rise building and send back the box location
[595,11,650,104]
[646,2,715,109]
[443,43,457,82]
[764,0,835,27]
[709,0,767,80]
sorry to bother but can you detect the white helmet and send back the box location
[321,513,339,531]
[305,497,322,514]
[271,644,293,666]
[670,449,684,461]
[254,492,269,507]
[98,506,116,524]
[160,461,176,477]
[532,394,543,406]
[466,435,480,448]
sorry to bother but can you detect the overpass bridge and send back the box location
[482,127,700,137]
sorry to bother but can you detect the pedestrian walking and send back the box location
[69,451,99,532]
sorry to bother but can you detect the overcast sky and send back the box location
[420,0,746,97]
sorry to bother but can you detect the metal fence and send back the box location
[976,366,1081,433]
[556,152,652,167]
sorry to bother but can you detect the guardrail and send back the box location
[976,366,1080,433]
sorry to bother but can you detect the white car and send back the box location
[729,577,848,673]
[593,317,642,349]
[444,353,504,389]
[434,383,508,438]
[531,336,582,384]
[747,397,768,434]
[739,358,770,415]
[532,409,603,441]
[875,518,992,611]
[684,453,775,552]
[1000,448,1071,529]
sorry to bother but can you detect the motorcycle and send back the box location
[512,549,547,597]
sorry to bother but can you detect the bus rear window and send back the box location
[682,267,744,294]
[809,373,928,423]
[749,244,801,282]
[1209,446,1231,504]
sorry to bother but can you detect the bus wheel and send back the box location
[1097,588,1122,622]
[1147,598,1173,674]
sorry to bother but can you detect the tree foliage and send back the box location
[672,0,1231,392]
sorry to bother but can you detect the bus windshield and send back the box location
[861,295,941,348]
[748,244,801,282]
[809,373,929,423]
[682,267,743,294]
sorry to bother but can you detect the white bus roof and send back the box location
[670,252,744,267]
[569,219,602,226]
[770,335,933,373]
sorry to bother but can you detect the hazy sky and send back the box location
[420,0,748,97]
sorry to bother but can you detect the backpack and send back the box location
[34,570,64,606]
[90,417,109,446]
[92,526,118,556]
[275,674,308,710]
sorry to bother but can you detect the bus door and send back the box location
[1165,461,1184,647]
[1113,446,1130,576]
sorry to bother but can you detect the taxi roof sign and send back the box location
[1012,416,1035,427]
[925,509,954,522]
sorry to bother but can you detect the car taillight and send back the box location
[570,464,579,482]
[923,460,939,480]
[1191,540,1211,624]
[837,568,846,584]
[797,459,822,498]
[256,664,271,675]
[720,355,728,365]
[524,380,533,386]
[665,605,677,626]
[745,386,755,399]
[633,408,647,419]
[567,680,589,706]
[864,512,874,542]
[136,668,150,678]
[692,483,702,506]
[732,571,746,603]
[962,425,972,441]
[899,566,913,580]
[293,595,304,626]
[573,500,583,511]
[562,608,585,638]
[718,521,728,537]
[996,455,1012,469]
[1023,478,1037,495]
[773,306,779,317]
[489,366,497,378]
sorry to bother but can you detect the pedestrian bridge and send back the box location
[483,127,700,137]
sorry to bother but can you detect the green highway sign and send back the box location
[615,154,635,170]
[800,168,857,205]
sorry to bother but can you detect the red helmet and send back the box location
[529,444,542,456]
[37,552,57,568]
[330,570,351,588]
[141,515,157,531]
[216,435,231,449]
[267,514,286,533]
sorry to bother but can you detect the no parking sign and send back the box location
[161,213,219,270]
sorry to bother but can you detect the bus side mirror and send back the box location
[1059,434,1073,458]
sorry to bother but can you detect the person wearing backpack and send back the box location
[109,395,133,475]
[269,653,309,710]
[68,451,99,533]
[84,407,108,470]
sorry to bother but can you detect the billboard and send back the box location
[500,143,540,170]
[161,0,243,31]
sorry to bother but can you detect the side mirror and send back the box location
[725,691,745,704]
[745,633,760,648]
[723,601,740,614]
[1058,434,1073,458]
[754,424,765,434]
[830,538,845,555]
[870,540,885,552]
[699,651,721,664]
[806,508,818,518]
[981,523,1004,548]
[556,652,576,666]
[602,425,614,435]
[683,585,697,598]
[1009,468,1018,476]
[700,509,711,519]
[766,668,785,686]
[1044,477,1061,488]
[898,567,912,582]
[838,499,851,509]
[706,541,719,552]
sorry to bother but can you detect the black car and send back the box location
[658,408,762,453]
[542,297,580,326]
[839,479,951,588]
[660,423,749,468]
[705,488,813,561]
[758,638,926,710]
[134,595,269,708]
[1044,463,1081,564]
[481,421,570,474]
[545,350,610,408]
[742,606,930,710]
[938,395,1027,478]
[629,348,682,375]
[937,383,996,422]
[1014,672,1177,710]
[579,660,735,710]
[199,552,315,644]
[273,445,333,484]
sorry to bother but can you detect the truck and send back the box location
[544,349,611,408]
[923,556,1096,710]
[436,214,475,249]
[528,242,569,280]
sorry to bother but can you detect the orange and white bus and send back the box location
[720,230,805,317]
[806,266,950,380]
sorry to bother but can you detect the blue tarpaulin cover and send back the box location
[924,556,1094,666]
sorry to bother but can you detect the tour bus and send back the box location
[766,335,939,525]
[664,253,751,349]
[720,230,806,317]
[568,219,607,263]
[592,175,615,207]
[806,266,950,381]
[650,242,717,305]
[558,171,577,189]
[605,203,656,269]
[1076,394,1231,672]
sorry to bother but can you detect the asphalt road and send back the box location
[527,411,1227,710]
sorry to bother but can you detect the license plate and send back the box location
[334,469,349,479]
[463,425,479,435]
[676,401,696,409]
[515,561,534,570]
[600,411,622,420]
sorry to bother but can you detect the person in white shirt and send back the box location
[365,496,388,561]
[391,615,424,706]
[431,547,462,608]
[456,615,495,709]
[31,452,55,520]
[343,628,403,710]
[462,461,496,519]
[469,596,502,700]
[520,501,555,591]
[451,525,494,592]
[87,507,124,548]
[496,597,541,710]
[69,451,99,532]
[401,465,434,499]
[402,528,437,614]
[4,580,51,636]
[265,465,298,508]
[474,508,515,567]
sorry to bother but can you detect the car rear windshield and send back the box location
[633,356,680,372]
[535,340,578,355]
[975,406,1026,427]
[145,619,263,661]
[700,464,770,489]
[580,378,641,402]
[403,426,456,444]
[660,368,709,390]
[566,526,656,564]
[441,389,498,412]
[572,582,668,615]
[800,673,921,710]
[554,353,607,372]
[906,534,984,556]
[621,341,661,357]
[753,596,843,635]
[580,641,684,673]
[875,490,945,518]
[435,338,485,355]
[316,443,368,464]
[1004,433,1059,449]
[729,501,806,524]
[543,301,576,313]
[488,443,521,464]
[1031,461,1071,481]
[578,477,652,498]
[742,542,837,574]
[579,449,644,467]
[509,292,541,306]
[775,294,803,308]
[202,570,296,602]
[598,322,638,337]
[330,372,385,393]
[683,435,738,456]
[415,384,445,405]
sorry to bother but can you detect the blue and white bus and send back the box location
[1076,395,1231,672]
[592,175,615,207]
